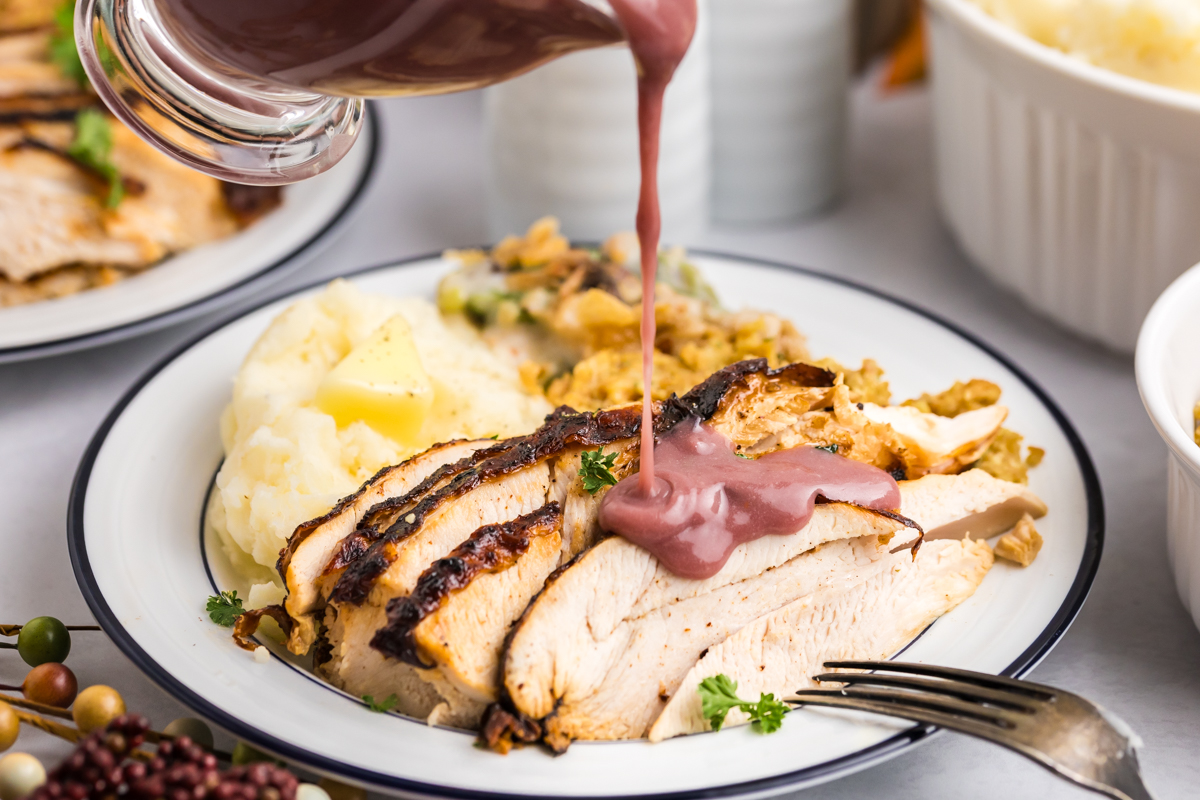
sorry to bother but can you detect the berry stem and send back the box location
[0,642,15,649]
[0,684,18,691]
[2,694,239,763]
[0,691,73,719]
[11,706,154,761]
[0,624,101,635]
[0,623,101,633]
[14,707,83,743]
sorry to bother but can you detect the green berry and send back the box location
[16,618,69,668]
[163,718,214,750]
[230,741,276,765]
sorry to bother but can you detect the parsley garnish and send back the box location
[363,694,398,713]
[48,0,87,88]
[736,452,750,459]
[698,674,790,734]
[206,590,244,627]
[68,109,124,208]
[579,447,619,494]
[815,444,839,454]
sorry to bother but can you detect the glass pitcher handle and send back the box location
[77,0,366,185]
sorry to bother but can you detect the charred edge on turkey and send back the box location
[232,605,294,652]
[278,439,481,578]
[481,702,543,755]
[477,551,583,754]
[328,359,833,606]
[314,439,518,576]
[327,406,636,605]
[875,507,925,556]
[372,503,564,667]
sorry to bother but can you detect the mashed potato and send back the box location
[971,0,1200,93]
[209,279,552,593]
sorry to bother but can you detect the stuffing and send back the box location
[994,513,1045,566]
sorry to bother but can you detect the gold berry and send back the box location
[72,685,126,734]
[0,704,16,753]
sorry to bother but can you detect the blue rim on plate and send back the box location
[0,105,381,365]
[67,251,1105,799]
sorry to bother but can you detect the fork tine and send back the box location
[824,660,1057,700]
[794,686,1025,727]
[788,691,1022,745]
[812,672,1042,712]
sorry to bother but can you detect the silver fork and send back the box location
[789,660,1156,800]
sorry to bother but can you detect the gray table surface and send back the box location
[1,82,1196,800]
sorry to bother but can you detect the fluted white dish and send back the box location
[483,3,710,243]
[927,0,1200,352]
[1136,262,1200,632]
[709,0,850,223]
[70,251,1101,799]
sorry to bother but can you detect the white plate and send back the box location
[69,253,1103,799]
[0,111,379,363]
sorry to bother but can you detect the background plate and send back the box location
[0,109,379,363]
[69,253,1103,799]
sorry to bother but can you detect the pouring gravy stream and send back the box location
[597,0,901,579]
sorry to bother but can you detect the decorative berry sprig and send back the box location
[0,715,326,800]
[0,614,361,800]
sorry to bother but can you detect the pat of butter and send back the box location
[316,315,433,445]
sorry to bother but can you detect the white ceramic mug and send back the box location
[709,0,851,224]
[483,1,711,243]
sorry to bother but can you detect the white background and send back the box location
[0,82,1193,799]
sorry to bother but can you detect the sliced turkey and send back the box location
[495,470,1044,749]
[318,460,553,720]
[903,469,1047,540]
[309,361,838,720]
[648,537,994,741]
[278,438,493,654]
[371,504,564,726]
[499,502,918,748]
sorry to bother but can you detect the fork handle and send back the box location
[790,694,1156,800]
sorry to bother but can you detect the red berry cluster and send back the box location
[28,716,298,800]
[31,715,148,800]
[125,735,220,800]
[209,764,297,800]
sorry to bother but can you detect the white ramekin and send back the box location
[1136,262,1200,631]
[927,0,1200,352]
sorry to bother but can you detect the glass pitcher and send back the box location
[76,0,626,184]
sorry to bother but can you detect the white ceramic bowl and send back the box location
[926,0,1200,352]
[1136,262,1200,630]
